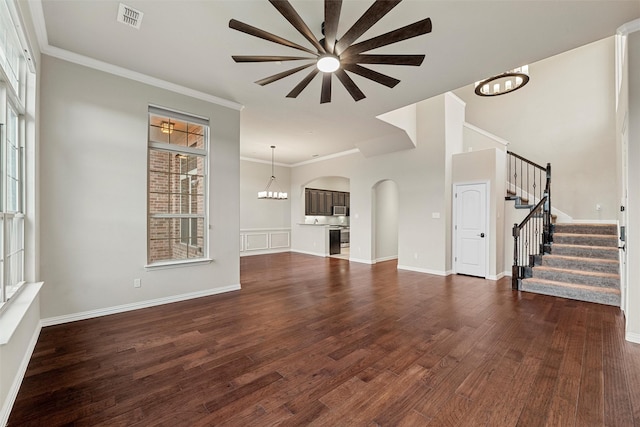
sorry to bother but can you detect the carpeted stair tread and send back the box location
[532,266,618,279]
[522,278,620,294]
[542,254,618,264]
[554,223,617,235]
[541,254,619,274]
[531,266,619,288]
[551,243,618,260]
[521,278,620,306]
[551,243,618,250]
[553,233,618,247]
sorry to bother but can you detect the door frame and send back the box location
[452,180,491,279]
[620,112,629,318]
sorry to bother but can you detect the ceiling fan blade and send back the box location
[269,0,326,54]
[335,69,366,102]
[341,17,432,57]
[321,73,332,104]
[287,68,320,98]
[324,0,342,54]
[342,63,400,88]
[233,55,316,63]
[229,19,317,55]
[255,63,314,86]
[341,54,425,66]
[334,0,402,55]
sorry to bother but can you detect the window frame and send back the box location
[0,0,33,313]
[146,106,210,268]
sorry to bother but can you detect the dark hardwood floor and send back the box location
[9,252,640,426]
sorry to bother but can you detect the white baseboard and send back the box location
[240,248,290,257]
[626,331,640,344]
[349,257,374,265]
[502,270,512,277]
[486,272,507,281]
[397,265,449,276]
[375,255,398,263]
[41,285,241,327]
[0,321,42,427]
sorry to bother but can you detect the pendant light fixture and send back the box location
[258,146,288,200]
[474,65,529,96]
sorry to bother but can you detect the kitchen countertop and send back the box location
[297,223,349,229]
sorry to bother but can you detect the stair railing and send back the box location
[508,151,552,290]
[507,151,546,206]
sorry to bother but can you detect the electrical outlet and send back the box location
[134,278,141,288]
[596,204,602,211]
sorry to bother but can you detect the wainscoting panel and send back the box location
[240,229,291,256]
[245,233,269,251]
[270,232,290,249]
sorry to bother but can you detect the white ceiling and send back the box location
[31,0,639,164]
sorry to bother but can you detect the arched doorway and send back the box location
[372,180,399,262]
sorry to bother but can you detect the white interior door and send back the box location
[454,183,488,278]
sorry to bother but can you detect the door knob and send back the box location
[479,233,485,238]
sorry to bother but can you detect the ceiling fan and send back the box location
[229,0,432,104]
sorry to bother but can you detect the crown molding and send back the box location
[617,18,640,35]
[29,0,243,111]
[242,148,361,167]
[240,157,291,167]
[291,149,360,167]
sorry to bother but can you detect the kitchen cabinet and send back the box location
[305,188,349,216]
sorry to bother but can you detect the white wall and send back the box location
[305,176,350,192]
[444,94,466,273]
[373,180,399,262]
[452,148,507,279]
[463,124,509,153]
[39,56,241,321]
[240,159,291,229]
[291,93,456,273]
[455,37,618,220]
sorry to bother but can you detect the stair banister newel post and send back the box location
[512,223,520,290]
[543,162,553,251]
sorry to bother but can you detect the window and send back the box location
[147,106,208,265]
[0,0,28,308]
[0,2,22,94]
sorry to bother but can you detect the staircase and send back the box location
[521,224,620,306]
[507,151,621,306]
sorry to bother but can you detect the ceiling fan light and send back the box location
[317,55,340,73]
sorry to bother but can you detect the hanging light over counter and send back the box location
[258,146,288,200]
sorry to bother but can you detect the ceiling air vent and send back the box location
[117,3,143,29]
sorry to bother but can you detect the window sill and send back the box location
[144,258,213,271]
[0,282,44,346]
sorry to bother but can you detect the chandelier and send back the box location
[258,146,288,200]
[475,65,529,96]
